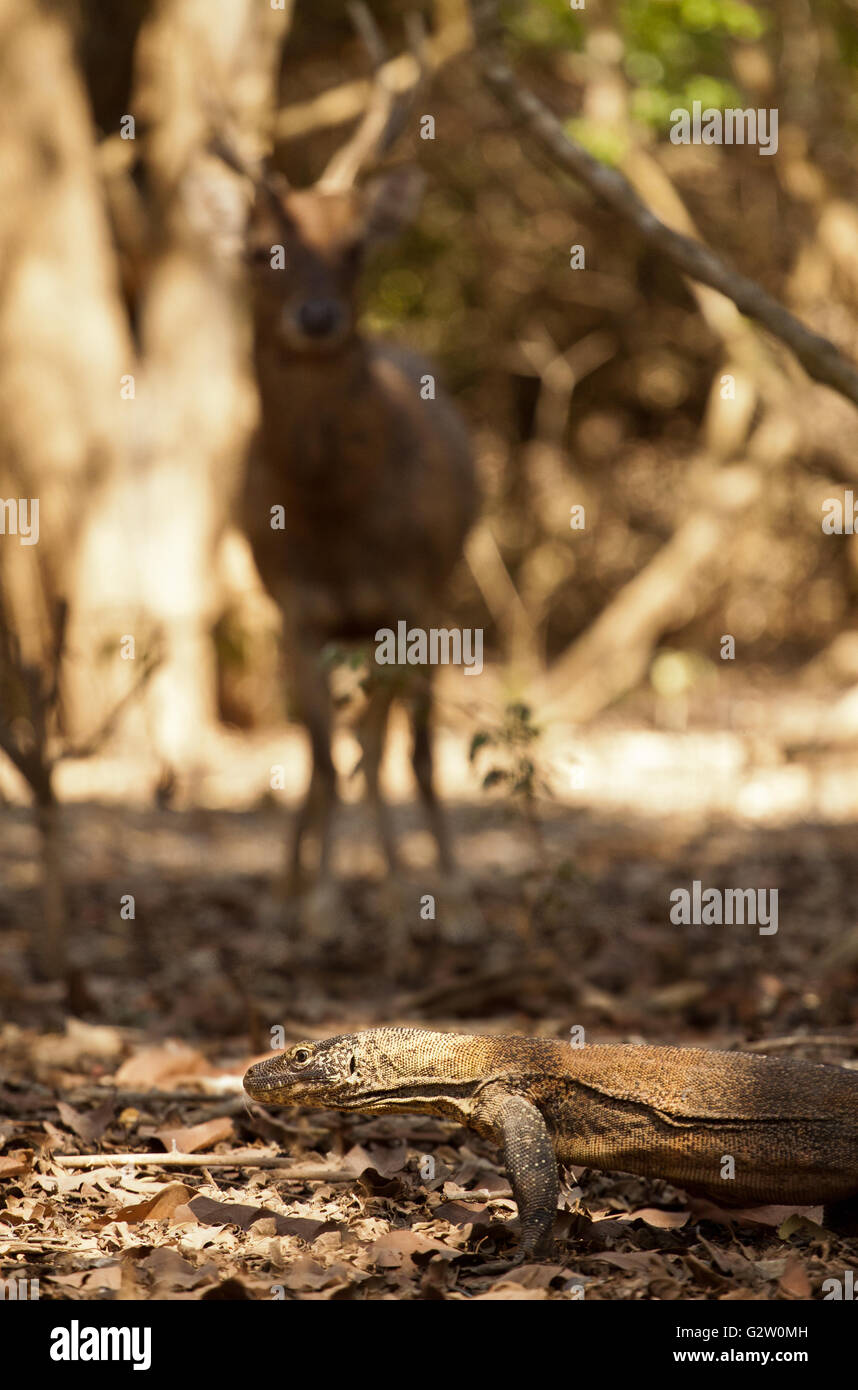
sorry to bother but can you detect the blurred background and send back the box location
[2,0,858,1041]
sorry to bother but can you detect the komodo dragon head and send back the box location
[243,1027,504,1118]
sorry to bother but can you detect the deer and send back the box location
[234,11,478,944]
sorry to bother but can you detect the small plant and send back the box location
[320,641,372,710]
[469,702,551,850]
[320,641,405,708]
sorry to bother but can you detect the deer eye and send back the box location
[291,1047,313,1066]
[248,244,274,267]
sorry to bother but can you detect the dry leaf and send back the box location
[187,1193,340,1241]
[617,1206,689,1229]
[153,1117,234,1153]
[114,1042,212,1088]
[89,1181,194,1229]
[689,1196,824,1228]
[778,1258,812,1299]
[140,1247,210,1291]
[0,1149,33,1178]
[492,1262,568,1288]
[366,1230,454,1269]
[56,1100,115,1145]
[474,1285,548,1301]
[432,1200,494,1228]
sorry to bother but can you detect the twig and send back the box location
[317,3,427,190]
[50,1150,355,1178]
[66,1087,244,1104]
[443,1185,513,1201]
[57,649,161,762]
[274,12,469,145]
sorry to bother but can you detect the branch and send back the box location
[58,648,161,762]
[274,8,470,146]
[317,3,428,190]
[50,1151,356,1177]
[468,0,858,413]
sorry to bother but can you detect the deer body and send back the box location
[242,172,477,903]
[248,341,473,636]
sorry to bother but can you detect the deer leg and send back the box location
[411,677,454,874]
[358,683,399,874]
[287,640,337,893]
[411,680,482,942]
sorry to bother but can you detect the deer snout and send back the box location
[296,298,346,340]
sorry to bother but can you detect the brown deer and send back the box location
[237,20,478,937]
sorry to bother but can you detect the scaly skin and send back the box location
[243,1028,858,1255]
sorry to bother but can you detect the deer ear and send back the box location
[362,166,426,244]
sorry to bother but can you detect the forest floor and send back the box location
[2,679,858,1300]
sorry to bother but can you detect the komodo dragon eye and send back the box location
[291,1047,313,1066]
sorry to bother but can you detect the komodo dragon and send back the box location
[243,1028,858,1255]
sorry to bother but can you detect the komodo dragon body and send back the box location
[243,1029,858,1254]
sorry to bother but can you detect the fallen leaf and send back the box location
[617,1206,689,1229]
[83,1265,122,1293]
[356,1168,407,1198]
[140,1247,210,1291]
[57,1100,115,1145]
[89,1181,194,1229]
[200,1277,252,1299]
[341,1145,375,1176]
[779,1212,829,1239]
[585,1251,661,1273]
[365,1143,410,1177]
[32,1019,122,1068]
[778,1258,812,1299]
[114,1042,212,1088]
[474,1285,548,1301]
[188,1193,341,1240]
[366,1230,454,1269]
[153,1117,234,1153]
[278,1258,354,1292]
[695,1235,753,1277]
[0,1149,33,1178]
[689,1196,824,1228]
[491,1262,568,1288]
[4,1196,49,1222]
[682,1254,731,1289]
[433,1200,494,1229]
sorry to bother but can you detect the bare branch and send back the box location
[58,648,162,763]
[51,1151,357,1176]
[318,4,428,191]
[274,5,469,145]
[468,0,858,413]
[347,0,388,66]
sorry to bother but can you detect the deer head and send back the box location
[234,2,428,357]
[246,166,425,356]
